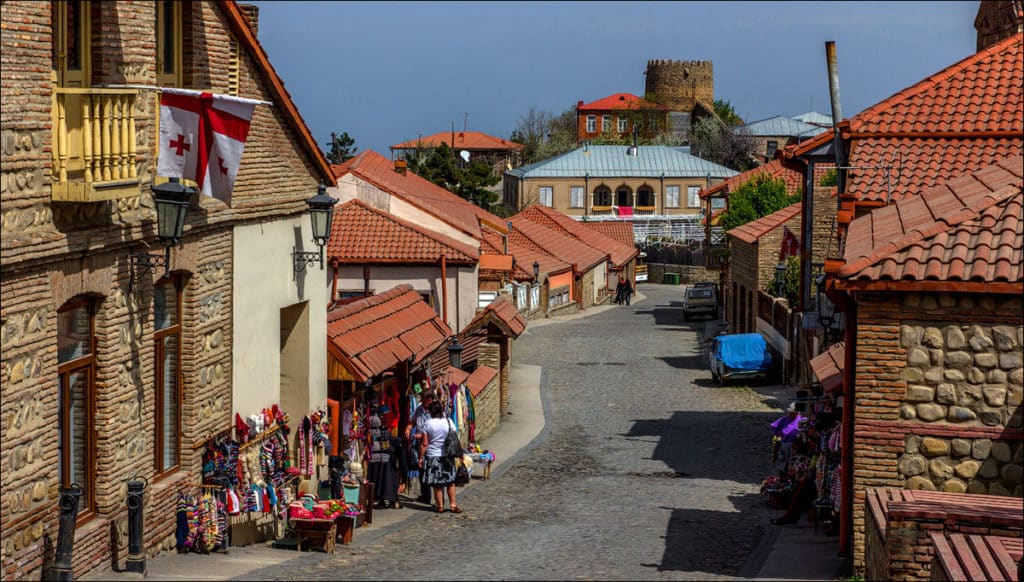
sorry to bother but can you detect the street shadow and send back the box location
[622,410,781,483]
[641,493,768,575]
[657,355,704,370]
[634,302,688,327]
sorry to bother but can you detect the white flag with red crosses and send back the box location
[156,88,258,205]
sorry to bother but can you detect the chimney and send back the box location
[238,4,259,36]
[394,159,407,175]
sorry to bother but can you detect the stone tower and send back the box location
[974,0,1023,52]
[644,59,714,112]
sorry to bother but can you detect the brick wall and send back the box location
[812,185,838,264]
[646,263,718,286]
[644,60,714,112]
[581,269,595,308]
[1,2,326,579]
[472,377,500,442]
[728,240,757,333]
[850,291,1024,573]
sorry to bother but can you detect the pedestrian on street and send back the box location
[418,400,462,514]
[619,276,635,306]
[404,390,435,504]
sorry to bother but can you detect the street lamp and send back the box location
[816,273,840,343]
[533,261,540,281]
[129,178,194,290]
[293,182,338,272]
[448,339,464,371]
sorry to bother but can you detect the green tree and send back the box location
[779,254,801,307]
[510,105,582,164]
[718,173,801,231]
[405,143,500,208]
[325,131,358,164]
[713,99,744,127]
[819,168,837,187]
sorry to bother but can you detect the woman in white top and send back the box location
[418,400,461,513]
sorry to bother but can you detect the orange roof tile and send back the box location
[578,93,667,112]
[464,366,499,397]
[327,284,452,381]
[481,229,570,281]
[509,212,608,274]
[516,205,638,267]
[786,33,1024,204]
[726,202,802,244]
[839,155,1023,284]
[391,131,523,152]
[326,200,478,265]
[332,150,508,240]
[218,1,335,185]
[809,342,845,393]
[463,295,527,338]
[700,159,806,199]
[583,221,635,247]
[479,254,513,271]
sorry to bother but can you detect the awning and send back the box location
[809,342,845,393]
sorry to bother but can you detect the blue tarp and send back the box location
[715,333,772,371]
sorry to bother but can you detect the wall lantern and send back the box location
[816,272,841,343]
[533,261,540,281]
[293,182,338,272]
[773,262,787,297]
[448,339,464,371]
[129,178,194,290]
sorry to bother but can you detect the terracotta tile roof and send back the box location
[463,295,527,338]
[578,93,667,112]
[479,254,513,271]
[700,159,806,199]
[785,33,1024,204]
[809,342,845,393]
[390,131,523,152]
[726,202,802,244]
[516,205,638,268]
[929,532,1022,582]
[326,199,479,265]
[839,155,1023,284]
[327,284,452,382]
[332,150,508,241]
[464,366,499,397]
[509,213,608,274]
[582,221,635,247]
[218,1,335,185]
[481,229,564,281]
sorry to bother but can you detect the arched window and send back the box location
[58,296,97,520]
[615,184,633,207]
[154,275,184,477]
[637,184,655,207]
[593,184,611,207]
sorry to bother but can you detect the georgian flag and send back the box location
[779,226,800,262]
[156,88,259,205]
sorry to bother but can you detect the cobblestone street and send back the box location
[253,284,788,580]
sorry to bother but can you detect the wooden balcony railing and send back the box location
[634,206,656,216]
[51,87,140,202]
[590,206,613,216]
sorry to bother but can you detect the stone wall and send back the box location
[0,2,327,579]
[644,60,714,112]
[472,376,501,442]
[645,263,718,286]
[850,291,1024,573]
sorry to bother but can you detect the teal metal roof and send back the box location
[736,115,828,138]
[506,145,739,179]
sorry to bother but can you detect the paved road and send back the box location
[255,284,784,580]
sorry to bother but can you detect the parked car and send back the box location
[683,283,717,320]
[710,333,773,384]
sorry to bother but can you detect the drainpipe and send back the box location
[584,173,590,218]
[839,295,856,558]
[50,484,82,581]
[800,160,815,312]
[826,41,847,194]
[331,262,338,304]
[363,265,370,297]
[440,253,448,326]
[659,173,665,216]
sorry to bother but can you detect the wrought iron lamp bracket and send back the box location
[128,245,172,292]
[293,247,323,272]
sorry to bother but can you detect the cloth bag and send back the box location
[442,419,461,458]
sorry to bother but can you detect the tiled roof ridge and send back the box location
[726,202,802,243]
[578,92,667,111]
[522,205,638,265]
[334,199,479,262]
[218,1,335,185]
[509,218,594,272]
[852,32,1023,132]
[701,160,792,197]
[327,283,414,323]
[390,130,524,151]
[839,155,1024,278]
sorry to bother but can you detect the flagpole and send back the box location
[98,84,273,106]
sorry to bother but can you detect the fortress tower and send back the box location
[644,59,714,112]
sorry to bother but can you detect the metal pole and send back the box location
[825,41,847,194]
[800,160,815,312]
[49,484,82,581]
[125,478,147,574]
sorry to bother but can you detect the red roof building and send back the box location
[583,221,635,248]
[516,204,639,269]
[327,284,452,382]
[390,131,523,175]
[576,93,668,141]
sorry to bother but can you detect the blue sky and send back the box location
[252,1,979,157]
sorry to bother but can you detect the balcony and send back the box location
[633,206,656,216]
[590,206,613,216]
[51,88,140,202]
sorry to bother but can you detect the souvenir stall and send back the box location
[176,404,342,552]
[760,384,842,532]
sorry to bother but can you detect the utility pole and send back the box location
[462,112,469,132]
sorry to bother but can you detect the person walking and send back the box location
[404,391,435,504]
[619,276,635,306]
[418,400,462,514]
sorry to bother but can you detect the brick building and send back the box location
[390,130,524,177]
[0,2,334,579]
[832,156,1023,573]
[575,93,668,142]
